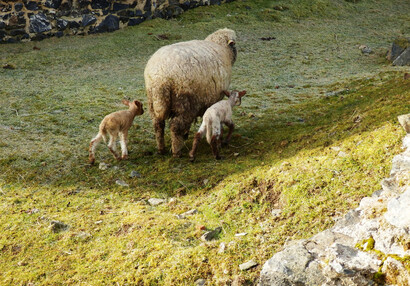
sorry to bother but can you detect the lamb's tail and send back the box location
[205,119,213,144]
[99,121,108,143]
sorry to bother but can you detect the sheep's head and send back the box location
[122,99,144,115]
[205,28,237,64]
[223,90,246,106]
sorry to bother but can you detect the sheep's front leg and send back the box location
[154,119,166,155]
[107,134,121,160]
[89,133,103,164]
[223,121,234,146]
[170,115,191,158]
[119,131,128,160]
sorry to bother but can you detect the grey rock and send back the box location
[201,227,222,241]
[239,260,258,271]
[99,162,109,170]
[390,153,410,175]
[384,187,410,228]
[94,15,119,33]
[81,14,97,27]
[148,198,166,206]
[176,209,198,219]
[115,179,129,187]
[50,220,70,233]
[393,47,410,66]
[29,13,52,34]
[398,113,410,133]
[130,171,142,178]
[195,278,206,286]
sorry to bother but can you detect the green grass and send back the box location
[1,0,410,284]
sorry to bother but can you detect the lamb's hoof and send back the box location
[121,155,128,160]
[89,158,95,165]
[189,156,195,162]
[222,141,229,147]
[157,149,166,155]
[215,155,222,160]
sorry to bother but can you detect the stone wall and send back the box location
[259,113,410,285]
[0,0,233,43]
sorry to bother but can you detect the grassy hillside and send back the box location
[1,0,410,284]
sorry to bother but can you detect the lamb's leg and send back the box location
[89,133,103,165]
[170,115,191,158]
[211,135,221,160]
[119,131,128,160]
[154,119,166,155]
[223,121,235,146]
[107,133,120,160]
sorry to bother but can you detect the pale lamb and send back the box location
[89,99,144,165]
[144,28,237,157]
[189,90,246,161]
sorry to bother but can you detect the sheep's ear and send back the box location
[223,90,230,97]
[122,99,130,106]
[239,90,247,98]
[228,40,235,46]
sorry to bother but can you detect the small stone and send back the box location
[76,231,92,240]
[239,260,258,271]
[195,278,206,286]
[148,198,166,206]
[397,114,410,133]
[130,171,142,178]
[95,220,103,224]
[359,45,372,54]
[115,179,129,187]
[203,179,209,185]
[271,209,282,218]
[331,146,341,152]
[50,220,69,233]
[201,227,222,241]
[218,242,226,254]
[235,232,248,237]
[176,209,198,219]
[234,153,240,157]
[168,197,177,205]
[99,162,109,170]
[337,151,348,158]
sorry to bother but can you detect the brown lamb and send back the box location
[89,99,144,164]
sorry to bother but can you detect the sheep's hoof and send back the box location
[215,155,222,160]
[222,141,229,147]
[172,153,182,158]
[189,156,195,162]
[157,149,166,155]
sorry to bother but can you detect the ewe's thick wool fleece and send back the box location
[144,28,237,121]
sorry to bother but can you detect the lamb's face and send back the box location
[232,92,242,106]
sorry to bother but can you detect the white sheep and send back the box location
[144,28,237,157]
[189,90,246,161]
[88,99,144,165]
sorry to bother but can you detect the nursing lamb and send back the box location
[189,90,246,161]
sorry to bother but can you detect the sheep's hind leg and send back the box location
[222,121,234,146]
[211,135,221,160]
[170,115,191,158]
[89,133,103,164]
[107,134,121,161]
[154,119,166,155]
[189,131,203,162]
[119,131,128,160]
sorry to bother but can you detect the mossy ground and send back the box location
[1,0,410,285]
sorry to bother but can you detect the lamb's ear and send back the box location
[122,99,130,106]
[238,90,247,98]
[222,90,230,97]
[228,40,235,46]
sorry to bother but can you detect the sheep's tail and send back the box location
[147,84,171,121]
